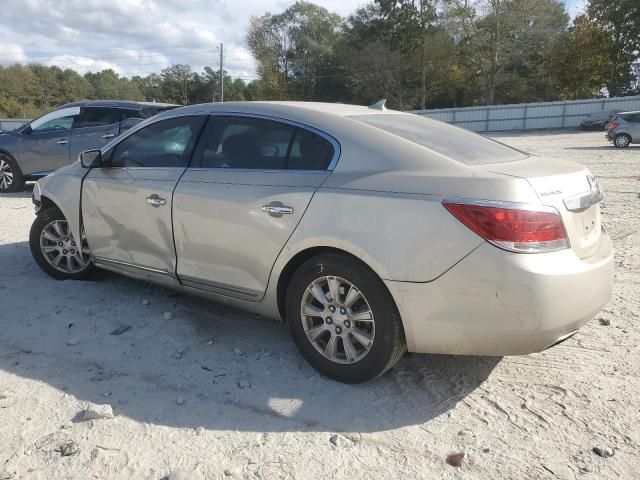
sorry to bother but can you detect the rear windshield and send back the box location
[349,113,528,165]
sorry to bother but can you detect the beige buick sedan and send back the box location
[30,102,614,383]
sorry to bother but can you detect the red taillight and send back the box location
[443,201,569,253]
[610,121,619,129]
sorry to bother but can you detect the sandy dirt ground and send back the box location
[0,130,638,480]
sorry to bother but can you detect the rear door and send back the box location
[82,115,206,284]
[70,107,121,160]
[626,113,640,140]
[173,114,338,300]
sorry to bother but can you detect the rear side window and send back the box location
[621,113,640,123]
[119,109,144,121]
[108,116,206,168]
[75,107,118,128]
[349,114,528,165]
[193,116,335,170]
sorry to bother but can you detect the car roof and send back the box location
[619,110,640,115]
[161,101,403,118]
[57,100,179,110]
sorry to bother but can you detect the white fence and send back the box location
[414,95,640,132]
[0,119,30,131]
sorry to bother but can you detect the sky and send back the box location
[0,0,588,80]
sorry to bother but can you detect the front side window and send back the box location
[29,107,80,133]
[194,116,335,170]
[108,116,206,168]
[74,107,118,129]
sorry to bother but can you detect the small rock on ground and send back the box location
[57,440,80,457]
[446,452,465,467]
[593,446,615,458]
[329,434,353,449]
[237,379,251,389]
[165,470,203,480]
[599,318,611,326]
[83,403,114,420]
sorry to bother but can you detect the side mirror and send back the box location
[79,149,103,168]
[119,117,143,133]
[21,125,32,135]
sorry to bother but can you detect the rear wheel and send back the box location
[286,253,406,383]
[29,207,95,280]
[614,134,631,148]
[0,153,25,193]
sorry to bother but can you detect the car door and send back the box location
[628,113,640,140]
[17,106,80,175]
[82,114,207,286]
[69,107,121,161]
[173,114,338,300]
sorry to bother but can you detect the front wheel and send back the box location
[286,253,406,383]
[29,207,95,280]
[613,134,631,148]
[0,153,25,193]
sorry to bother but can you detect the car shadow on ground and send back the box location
[565,146,639,151]
[0,240,500,433]
[1,183,34,198]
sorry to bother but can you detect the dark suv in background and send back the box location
[0,100,178,192]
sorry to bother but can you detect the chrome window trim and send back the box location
[186,167,329,175]
[194,111,342,172]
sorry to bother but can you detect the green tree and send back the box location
[587,0,640,95]
[247,1,344,101]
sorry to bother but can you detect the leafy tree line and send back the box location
[0,0,638,117]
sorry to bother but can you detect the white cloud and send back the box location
[43,55,124,75]
[0,0,579,78]
[0,44,28,66]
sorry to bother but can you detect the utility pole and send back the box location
[219,43,224,102]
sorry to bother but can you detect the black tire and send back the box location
[0,152,25,193]
[286,253,406,383]
[613,134,631,149]
[29,207,95,280]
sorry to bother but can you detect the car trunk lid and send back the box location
[481,158,603,259]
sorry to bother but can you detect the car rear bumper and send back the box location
[386,231,614,356]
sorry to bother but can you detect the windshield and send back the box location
[349,113,528,165]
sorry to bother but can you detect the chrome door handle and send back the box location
[262,203,293,217]
[57,139,69,145]
[102,133,116,139]
[146,195,166,207]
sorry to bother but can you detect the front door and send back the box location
[82,115,206,285]
[18,106,80,175]
[173,114,337,300]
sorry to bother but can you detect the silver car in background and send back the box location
[606,111,640,148]
[29,102,613,383]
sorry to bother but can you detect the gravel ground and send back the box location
[0,130,638,480]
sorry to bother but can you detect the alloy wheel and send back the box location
[300,275,375,364]
[39,220,91,273]
[615,135,630,148]
[0,159,14,191]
